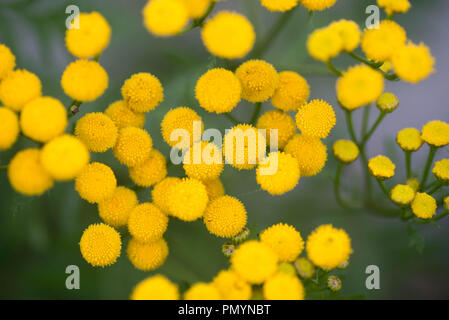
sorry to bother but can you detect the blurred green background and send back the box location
[0,0,448,299]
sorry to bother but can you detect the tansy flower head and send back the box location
[390,184,415,206]
[65,11,111,58]
[261,0,298,12]
[167,177,209,221]
[260,223,304,262]
[433,159,449,184]
[0,44,15,80]
[183,141,224,181]
[121,72,164,113]
[213,270,252,300]
[306,224,353,270]
[40,134,90,181]
[127,237,169,271]
[361,20,407,62]
[113,127,153,167]
[142,0,189,37]
[411,192,437,219]
[256,110,296,149]
[271,71,310,112]
[256,151,300,195]
[368,155,395,180]
[8,149,53,196]
[392,42,435,83]
[235,59,279,103]
[75,162,117,204]
[129,149,167,187]
[376,92,399,113]
[128,203,168,244]
[195,68,241,114]
[61,59,108,102]
[182,0,211,18]
[130,275,180,300]
[80,223,121,267]
[328,19,361,52]
[203,178,225,201]
[294,257,315,279]
[231,240,278,284]
[201,11,255,59]
[75,112,118,152]
[396,128,423,152]
[327,275,342,292]
[204,195,247,238]
[307,27,342,62]
[377,0,411,15]
[98,186,138,228]
[337,64,384,110]
[296,99,336,139]
[284,134,327,177]
[263,273,305,300]
[333,139,359,164]
[161,107,204,149]
[0,69,42,111]
[421,120,449,147]
[406,178,420,192]
[105,100,146,129]
[299,0,337,11]
[184,283,221,300]
[151,177,181,213]
[0,107,19,150]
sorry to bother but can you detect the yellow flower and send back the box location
[167,177,209,221]
[433,159,449,183]
[201,11,255,59]
[142,0,189,37]
[256,151,300,195]
[105,100,146,129]
[203,178,225,201]
[390,184,415,205]
[368,155,395,180]
[0,44,15,80]
[40,134,90,181]
[75,112,118,152]
[307,27,342,62]
[65,11,111,58]
[182,0,211,18]
[296,99,336,139]
[183,141,224,181]
[127,238,169,271]
[129,149,167,187]
[0,69,42,111]
[98,186,138,228]
[332,139,359,164]
[195,68,241,113]
[271,71,310,112]
[7,149,53,196]
[260,0,298,12]
[444,196,449,212]
[411,192,437,219]
[421,120,449,147]
[406,178,420,192]
[260,223,304,262]
[299,0,337,11]
[377,0,411,15]
[223,124,266,170]
[113,127,153,167]
[336,64,384,110]
[184,283,221,300]
[306,224,352,270]
[61,59,108,102]
[128,203,168,243]
[231,240,278,284]
[75,162,117,204]
[263,273,305,300]
[80,223,121,267]
[294,257,315,279]
[161,107,204,149]
[328,19,361,52]
[256,110,296,149]
[0,107,19,150]
[392,42,435,83]
[361,20,406,62]
[213,270,252,300]
[130,275,180,300]
[151,177,181,213]
[376,92,399,113]
[284,134,327,177]
[204,195,247,238]
[121,72,164,113]
[396,128,423,152]
[235,59,279,103]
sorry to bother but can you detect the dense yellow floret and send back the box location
[0,107,19,150]
[75,112,118,152]
[161,107,204,149]
[271,71,310,111]
[392,42,435,83]
[0,69,42,111]
[256,110,296,149]
[333,139,359,163]
[284,134,327,177]
[203,178,225,201]
[377,0,411,15]
[307,27,342,62]
[368,155,395,180]
[130,275,180,300]
[183,141,224,181]
[128,203,168,243]
[296,99,336,138]
[263,273,305,300]
[204,195,247,238]
[261,0,298,12]
[105,100,146,129]
[98,186,138,228]
[184,283,221,300]
[299,0,337,11]
[167,178,209,221]
[329,19,361,52]
[129,149,167,187]
[80,223,121,267]
[142,0,189,37]
[411,193,437,219]
[396,128,423,151]
[121,72,164,112]
[433,159,449,183]
[75,162,117,204]
[127,238,168,271]
[376,92,399,113]
[390,184,415,206]
[151,177,181,213]
[113,127,153,167]
[213,270,252,300]
[421,120,449,147]
[0,44,15,80]
[260,223,304,262]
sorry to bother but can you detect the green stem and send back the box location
[405,151,412,179]
[334,162,358,210]
[376,179,390,198]
[224,113,240,125]
[179,2,216,34]
[307,10,314,24]
[361,105,371,138]
[428,182,442,195]
[420,146,437,189]
[326,60,342,77]
[250,102,262,125]
[344,109,359,144]
[346,51,398,81]
[361,111,386,146]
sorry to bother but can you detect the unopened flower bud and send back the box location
[294,257,315,279]
[376,92,399,113]
[232,227,250,245]
[278,262,296,276]
[327,275,342,292]
[222,242,235,258]
[337,260,349,270]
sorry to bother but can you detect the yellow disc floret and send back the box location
[130,275,180,300]
[260,223,304,262]
[256,110,296,149]
[433,159,449,183]
[182,0,211,18]
[204,195,247,238]
[128,203,168,244]
[161,107,204,149]
[129,149,167,187]
[392,42,435,83]
[271,71,310,112]
[396,128,423,152]
[75,112,118,152]
[127,237,168,271]
[411,192,437,219]
[296,99,336,139]
[307,27,342,62]
[260,0,298,12]
[263,273,305,300]
[167,177,209,221]
[299,0,337,11]
[368,155,395,180]
[329,19,361,52]
[80,223,121,267]
[143,0,189,37]
[377,0,411,15]
[213,270,252,300]
[105,100,146,129]
[121,72,164,113]
[284,134,327,177]
[421,120,449,147]
[0,44,15,80]
[75,162,117,203]
[183,141,224,181]
[390,184,415,206]
[0,69,42,111]
[332,139,359,163]
[113,127,153,167]
[98,186,138,228]
[184,283,221,300]
[151,177,181,213]
[0,107,19,150]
